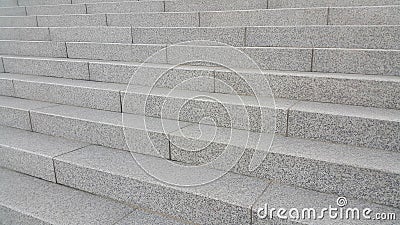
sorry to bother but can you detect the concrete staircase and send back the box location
[0,0,399,224]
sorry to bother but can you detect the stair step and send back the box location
[0,15,37,27]
[0,167,133,224]
[0,125,87,181]
[0,95,56,130]
[0,6,25,16]
[38,13,107,27]
[169,122,400,207]
[2,41,399,76]
[252,183,400,224]
[0,73,126,111]
[329,5,400,25]
[17,0,70,6]
[0,0,17,7]
[1,25,399,50]
[86,1,165,14]
[269,0,400,9]
[0,167,186,225]
[2,56,400,110]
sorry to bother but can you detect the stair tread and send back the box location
[0,167,133,225]
[170,123,400,174]
[0,95,56,110]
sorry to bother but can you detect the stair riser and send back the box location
[0,7,25,16]
[87,1,164,14]
[0,41,66,58]
[288,110,400,151]
[27,4,86,16]
[269,0,400,8]
[0,106,31,130]
[0,16,37,27]
[18,0,70,6]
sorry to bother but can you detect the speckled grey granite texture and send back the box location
[107,12,199,27]
[18,0,70,6]
[2,56,90,79]
[54,145,269,225]
[0,167,133,225]
[288,101,400,151]
[0,16,37,27]
[329,5,400,25]
[0,125,87,181]
[50,27,132,43]
[87,1,164,14]
[200,8,328,27]
[269,0,400,8]
[165,0,268,12]
[0,96,56,130]
[0,40,66,58]
[0,6,26,16]
[37,14,107,27]
[66,42,167,63]
[26,4,86,16]
[0,27,50,41]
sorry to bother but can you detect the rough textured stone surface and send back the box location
[132,27,246,46]
[0,16,37,27]
[200,8,328,27]
[246,25,400,50]
[9,73,126,111]
[214,69,400,110]
[116,211,189,225]
[165,0,269,12]
[37,14,107,27]
[89,61,215,91]
[313,48,400,76]
[269,0,400,8]
[0,57,3,72]
[0,40,66,58]
[107,12,199,27]
[87,1,164,14]
[329,5,400,25]
[0,6,26,16]
[3,56,90,79]
[166,45,312,71]
[0,168,133,224]
[253,183,400,224]
[54,145,269,224]
[0,75,14,96]
[0,27,50,41]
[30,104,188,156]
[288,101,400,151]
[50,27,132,43]
[0,125,87,181]
[0,96,56,130]
[26,4,86,16]
[66,42,167,63]
[18,0,70,6]
[0,0,18,7]
[171,124,400,207]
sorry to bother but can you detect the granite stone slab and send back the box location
[50,27,132,43]
[89,60,215,92]
[18,0,70,6]
[26,4,86,16]
[200,8,328,27]
[10,73,126,111]
[313,48,400,76]
[86,1,164,14]
[0,0,18,7]
[0,15,37,27]
[132,27,246,46]
[2,56,90,79]
[54,145,269,224]
[107,12,199,27]
[37,14,107,27]
[246,25,400,50]
[116,210,189,225]
[30,104,189,157]
[214,69,400,110]
[0,125,87,181]
[170,123,400,207]
[269,0,400,8]
[0,6,26,16]
[288,101,400,151]
[253,183,400,224]
[66,42,167,63]
[0,40,66,58]
[166,45,312,71]
[0,27,50,41]
[329,5,400,25]
[0,168,133,224]
[122,85,294,133]
[0,74,14,96]
[0,95,56,130]
[165,0,269,12]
